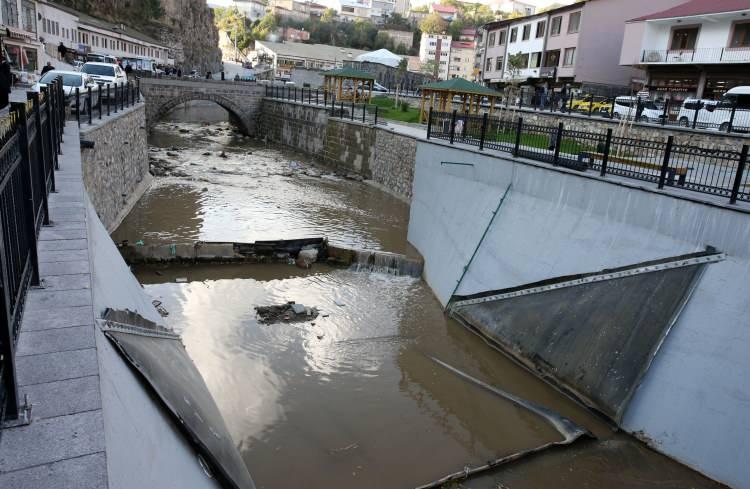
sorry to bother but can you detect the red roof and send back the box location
[451,41,475,49]
[629,0,750,22]
[432,3,458,13]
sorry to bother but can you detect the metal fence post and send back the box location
[662,99,669,126]
[98,86,102,120]
[10,102,40,287]
[692,102,699,129]
[730,144,748,204]
[427,107,432,139]
[609,97,615,119]
[374,105,379,125]
[588,97,594,117]
[75,87,80,126]
[87,85,92,125]
[340,101,344,117]
[29,92,50,225]
[449,109,457,144]
[324,89,327,106]
[362,104,366,123]
[658,136,674,189]
[553,122,563,165]
[479,112,488,150]
[120,83,125,111]
[600,128,612,177]
[107,84,111,116]
[136,77,141,103]
[728,100,737,133]
[513,117,523,157]
[351,100,355,120]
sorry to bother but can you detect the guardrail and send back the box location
[428,108,749,204]
[264,85,384,125]
[0,78,66,422]
[73,79,141,127]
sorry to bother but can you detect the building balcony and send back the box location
[640,47,750,64]
[540,66,556,78]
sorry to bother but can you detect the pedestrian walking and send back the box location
[125,63,133,77]
[177,68,182,78]
[0,54,12,110]
[41,61,55,76]
[57,42,66,61]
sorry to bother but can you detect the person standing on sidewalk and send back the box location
[41,61,55,76]
[57,42,66,61]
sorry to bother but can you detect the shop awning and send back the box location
[1,25,37,42]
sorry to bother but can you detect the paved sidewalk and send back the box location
[0,123,108,489]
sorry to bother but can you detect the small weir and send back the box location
[349,249,423,277]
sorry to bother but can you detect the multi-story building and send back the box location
[0,0,41,74]
[393,0,409,16]
[255,40,368,77]
[620,0,750,101]
[284,27,311,42]
[479,19,510,87]
[541,3,583,83]
[429,3,458,22]
[408,10,428,26]
[502,12,546,81]
[37,1,171,69]
[380,29,414,50]
[459,27,477,42]
[448,40,474,79]
[419,32,451,79]
[371,0,396,21]
[491,0,535,17]
[337,0,372,21]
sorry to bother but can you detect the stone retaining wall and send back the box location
[260,99,416,201]
[80,104,150,232]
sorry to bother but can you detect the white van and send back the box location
[677,87,750,131]
[612,96,662,122]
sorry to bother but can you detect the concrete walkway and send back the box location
[0,123,107,489]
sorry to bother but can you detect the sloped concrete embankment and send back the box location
[407,140,750,488]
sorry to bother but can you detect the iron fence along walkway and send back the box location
[427,109,750,204]
[264,85,385,126]
[0,79,66,423]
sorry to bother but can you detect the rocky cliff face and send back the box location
[52,0,222,72]
[158,0,222,72]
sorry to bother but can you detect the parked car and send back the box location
[80,62,127,87]
[612,96,662,122]
[677,88,750,131]
[86,53,117,64]
[570,94,610,113]
[32,70,96,99]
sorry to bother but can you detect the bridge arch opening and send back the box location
[151,94,251,135]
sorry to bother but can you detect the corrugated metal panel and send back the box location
[450,251,722,423]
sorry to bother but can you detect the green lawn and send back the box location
[369,97,422,124]
[485,127,599,154]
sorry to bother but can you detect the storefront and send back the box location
[647,69,699,103]
[1,25,40,81]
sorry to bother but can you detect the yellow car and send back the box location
[571,95,612,115]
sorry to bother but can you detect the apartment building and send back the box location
[371,0,396,21]
[448,40,474,79]
[429,3,458,22]
[491,0,535,17]
[479,19,510,86]
[419,32,451,79]
[542,3,583,82]
[620,0,750,101]
[393,0,409,16]
[1,0,41,73]
[503,12,547,81]
[337,0,372,21]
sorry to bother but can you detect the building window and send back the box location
[498,30,506,45]
[530,52,541,68]
[551,16,561,36]
[567,11,581,34]
[670,27,699,50]
[495,56,503,71]
[488,32,495,46]
[518,53,529,68]
[544,49,560,67]
[522,24,530,41]
[563,47,575,66]
[731,23,750,48]
[485,57,492,71]
[510,27,517,43]
[536,21,546,38]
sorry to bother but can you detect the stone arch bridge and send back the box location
[139,77,265,134]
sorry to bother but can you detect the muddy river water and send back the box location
[114,103,723,489]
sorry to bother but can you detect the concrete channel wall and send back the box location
[260,99,416,201]
[408,138,750,488]
[80,103,151,232]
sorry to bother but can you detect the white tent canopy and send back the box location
[355,49,403,68]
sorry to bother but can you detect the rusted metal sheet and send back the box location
[101,310,256,489]
[449,250,723,423]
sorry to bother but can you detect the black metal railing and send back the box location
[264,85,384,125]
[0,78,66,422]
[428,109,750,204]
[640,47,750,64]
[74,79,141,127]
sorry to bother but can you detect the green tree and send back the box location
[252,12,278,41]
[321,8,337,22]
[215,7,255,51]
[411,5,429,13]
[421,59,438,79]
[420,12,448,34]
[374,32,395,50]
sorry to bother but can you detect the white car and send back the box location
[32,70,97,99]
[80,62,128,87]
[612,96,662,122]
[677,88,750,131]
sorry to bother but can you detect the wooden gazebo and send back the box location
[323,68,376,103]
[418,78,502,123]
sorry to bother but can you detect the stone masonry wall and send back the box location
[260,99,416,201]
[80,104,150,232]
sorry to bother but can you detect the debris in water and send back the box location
[255,302,319,324]
[175,277,188,283]
[219,151,228,158]
[202,152,211,156]
[152,300,169,317]
[296,247,319,269]
[334,299,345,307]
[154,270,163,276]
[329,443,358,454]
